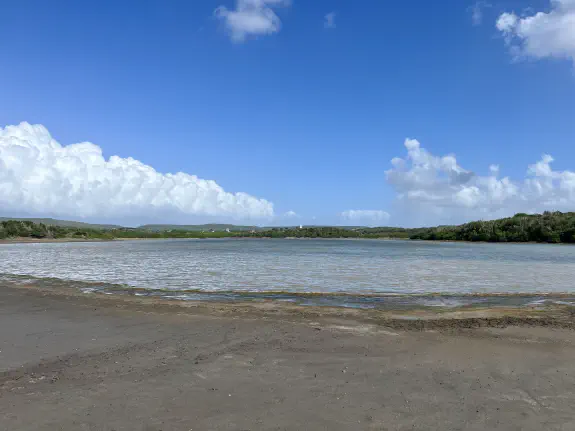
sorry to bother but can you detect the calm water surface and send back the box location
[1,239,575,296]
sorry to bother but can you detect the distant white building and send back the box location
[299,225,303,229]
[225,228,231,233]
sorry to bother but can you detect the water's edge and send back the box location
[2,272,574,311]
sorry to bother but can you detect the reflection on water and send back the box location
[1,239,575,296]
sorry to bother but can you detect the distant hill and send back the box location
[137,223,264,232]
[0,217,123,230]
[0,218,373,232]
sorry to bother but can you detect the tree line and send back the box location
[0,220,416,241]
[250,226,419,239]
[410,211,575,243]
[0,220,241,240]
[3,212,575,243]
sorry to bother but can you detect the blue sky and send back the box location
[1,0,575,226]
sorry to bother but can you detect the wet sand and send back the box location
[1,284,575,430]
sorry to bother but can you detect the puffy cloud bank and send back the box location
[386,139,575,222]
[215,0,290,42]
[0,122,274,220]
[340,210,390,226]
[496,0,575,64]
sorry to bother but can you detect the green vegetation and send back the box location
[0,220,112,240]
[250,226,420,239]
[0,220,245,240]
[252,227,361,238]
[353,226,427,239]
[410,211,575,243]
[2,211,575,243]
[0,217,122,229]
[0,218,262,232]
[0,220,416,241]
[138,223,263,232]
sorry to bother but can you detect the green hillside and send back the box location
[0,217,122,230]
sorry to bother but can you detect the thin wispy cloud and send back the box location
[340,210,390,226]
[0,122,274,221]
[284,210,299,218]
[470,1,491,26]
[496,0,575,65]
[215,0,291,43]
[324,11,336,29]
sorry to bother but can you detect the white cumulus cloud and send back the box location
[340,210,390,226]
[0,122,274,221]
[386,138,575,223]
[324,11,336,29]
[496,0,575,64]
[215,0,290,43]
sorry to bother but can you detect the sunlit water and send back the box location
[1,239,575,308]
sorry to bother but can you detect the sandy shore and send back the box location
[1,285,575,430]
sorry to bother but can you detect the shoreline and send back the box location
[4,281,575,330]
[3,271,575,299]
[2,282,575,429]
[1,272,574,320]
[1,236,573,245]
